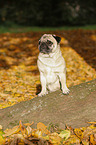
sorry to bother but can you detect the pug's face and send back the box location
[38,34,61,54]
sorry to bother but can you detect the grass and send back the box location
[0,23,96,33]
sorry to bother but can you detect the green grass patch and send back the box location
[0,23,96,33]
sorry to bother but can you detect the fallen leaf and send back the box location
[59,130,70,140]
[90,134,96,145]
[3,126,20,137]
[37,122,49,134]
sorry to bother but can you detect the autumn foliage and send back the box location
[0,121,96,144]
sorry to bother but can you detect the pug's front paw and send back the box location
[38,91,48,97]
[62,88,70,95]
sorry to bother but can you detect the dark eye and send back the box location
[39,40,41,45]
[47,40,53,45]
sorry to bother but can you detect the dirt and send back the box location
[0,79,96,130]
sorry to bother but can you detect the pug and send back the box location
[37,34,70,97]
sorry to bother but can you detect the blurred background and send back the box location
[0,0,96,27]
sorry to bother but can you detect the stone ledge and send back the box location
[0,79,96,129]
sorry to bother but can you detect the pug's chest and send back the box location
[44,67,58,84]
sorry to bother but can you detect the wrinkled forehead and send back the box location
[40,34,56,43]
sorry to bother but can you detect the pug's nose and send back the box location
[39,42,47,51]
[41,42,47,48]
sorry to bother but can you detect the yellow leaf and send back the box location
[89,125,96,129]
[90,134,96,145]
[0,136,4,144]
[3,126,20,137]
[0,129,4,144]
[74,128,83,140]
[33,130,42,138]
[24,121,34,126]
[64,134,80,144]
[87,121,96,125]
[43,135,49,140]
[49,132,61,145]
[37,122,49,134]
[59,130,70,140]
[37,122,47,130]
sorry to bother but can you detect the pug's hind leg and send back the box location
[38,72,48,97]
[59,72,70,95]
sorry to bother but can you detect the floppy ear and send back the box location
[52,35,61,43]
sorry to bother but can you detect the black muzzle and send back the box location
[39,42,51,54]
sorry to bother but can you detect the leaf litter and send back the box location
[0,30,96,144]
[0,121,96,145]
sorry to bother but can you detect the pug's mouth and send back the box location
[39,42,52,54]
